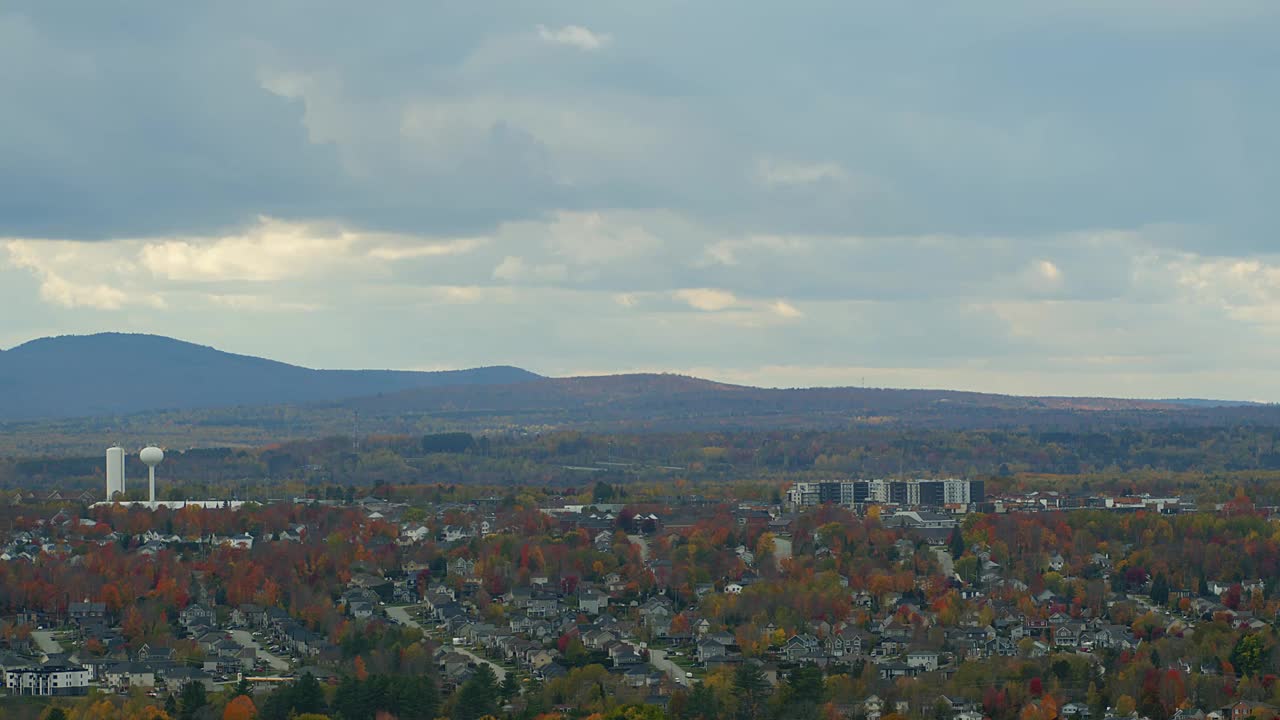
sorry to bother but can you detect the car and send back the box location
[686,672,694,678]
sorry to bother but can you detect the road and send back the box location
[649,649,690,688]
[231,630,291,672]
[385,606,507,682]
[932,546,955,577]
[32,630,63,656]
[627,535,650,562]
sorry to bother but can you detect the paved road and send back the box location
[649,649,690,688]
[385,606,507,682]
[231,630,291,672]
[627,535,650,562]
[932,546,955,577]
[32,630,62,655]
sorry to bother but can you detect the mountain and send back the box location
[0,333,540,420]
[333,373,1257,431]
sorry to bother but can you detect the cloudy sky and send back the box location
[3,2,1279,398]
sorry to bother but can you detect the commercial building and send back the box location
[786,479,984,510]
[4,660,90,696]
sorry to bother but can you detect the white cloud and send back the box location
[541,211,664,265]
[205,294,321,312]
[368,237,488,261]
[5,240,162,310]
[535,24,612,51]
[755,158,850,187]
[140,217,355,282]
[492,255,569,282]
[700,236,812,266]
[770,300,803,318]
[674,288,739,312]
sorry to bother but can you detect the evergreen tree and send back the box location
[948,526,966,560]
[292,672,326,715]
[178,680,208,720]
[1149,572,1170,605]
[732,662,769,720]
[454,665,499,720]
[683,683,718,720]
[780,666,824,720]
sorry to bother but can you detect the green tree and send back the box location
[593,481,616,504]
[683,682,719,720]
[454,664,499,720]
[178,680,208,720]
[948,526,966,560]
[733,662,769,720]
[1231,634,1266,677]
[1150,572,1170,605]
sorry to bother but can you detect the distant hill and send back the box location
[333,373,1255,431]
[0,333,540,420]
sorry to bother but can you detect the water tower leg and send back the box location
[149,467,156,503]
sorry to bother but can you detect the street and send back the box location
[648,648,690,688]
[231,630,291,672]
[385,605,507,682]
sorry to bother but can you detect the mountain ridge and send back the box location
[0,333,540,420]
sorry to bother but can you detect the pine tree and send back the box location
[178,681,208,720]
[948,526,966,560]
[733,662,769,720]
[453,665,499,720]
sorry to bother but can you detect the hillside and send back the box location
[334,373,1246,430]
[0,333,540,420]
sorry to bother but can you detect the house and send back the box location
[878,662,922,679]
[863,695,884,720]
[68,602,106,626]
[179,604,216,628]
[449,557,476,577]
[781,634,821,662]
[906,650,941,672]
[162,667,217,692]
[697,639,727,664]
[579,588,608,616]
[1232,701,1278,720]
[137,644,175,666]
[105,662,156,689]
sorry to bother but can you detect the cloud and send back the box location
[770,300,803,319]
[492,255,569,282]
[140,217,355,282]
[674,288,739,312]
[3,2,1280,398]
[367,237,488,261]
[535,24,612,51]
[5,240,162,310]
[755,158,850,187]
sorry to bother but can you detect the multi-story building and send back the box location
[787,478,984,509]
[4,661,90,696]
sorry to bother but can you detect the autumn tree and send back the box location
[222,695,256,720]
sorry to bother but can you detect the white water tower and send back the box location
[140,446,164,503]
[105,447,126,500]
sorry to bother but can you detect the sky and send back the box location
[2,2,1279,399]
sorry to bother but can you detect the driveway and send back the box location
[32,630,63,656]
[385,606,507,682]
[231,630,291,673]
[648,648,690,688]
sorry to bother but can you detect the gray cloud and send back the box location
[2,1,1279,398]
